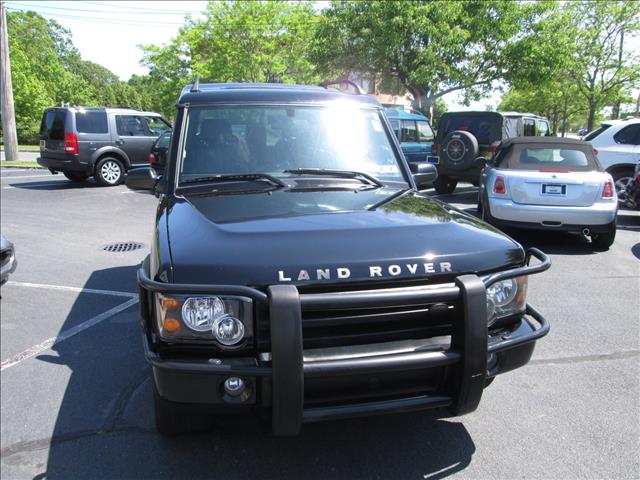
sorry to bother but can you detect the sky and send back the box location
[5,0,503,111]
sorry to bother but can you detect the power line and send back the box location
[9,1,204,16]
[82,1,205,14]
[6,7,185,26]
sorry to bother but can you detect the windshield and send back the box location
[178,105,404,184]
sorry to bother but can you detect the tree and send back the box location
[312,0,551,118]
[567,1,640,130]
[140,0,320,116]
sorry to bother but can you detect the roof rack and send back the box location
[318,79,366,95]
[191,75,200,93]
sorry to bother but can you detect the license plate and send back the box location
[39,140,45,148]
[427,156,440,165]
[542,184,566,195]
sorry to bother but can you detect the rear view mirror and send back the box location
[126,167,159,191]
[410,162,438,188]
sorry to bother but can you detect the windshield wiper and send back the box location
[283,168,383,188]
[181,173,287,188]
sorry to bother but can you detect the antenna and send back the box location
[191,75,200,93]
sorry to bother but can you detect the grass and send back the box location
[0,145,40,152]
[0,159,41,168]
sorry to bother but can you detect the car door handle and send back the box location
[115,139,125,145]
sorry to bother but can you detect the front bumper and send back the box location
[138,249,551,435]
[489,197,617,230]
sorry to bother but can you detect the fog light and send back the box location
[224,377,245,397]
[162,317,181,333]
[213,315,245,346]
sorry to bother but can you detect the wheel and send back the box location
[591,223,616,251]
[612,168,634,198]
[95,157,124,186]
[63,171,88,182]
[433,175,458,194]
[440,130,479,171]
[153,385,214,435]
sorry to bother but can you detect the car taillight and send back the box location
[148,153,157,164]
[602,179,614,198]
[593,148,598,156]
[431,143,438,155]
[489,141,500,154]
[493,175,506,194]
[64,132,78,154]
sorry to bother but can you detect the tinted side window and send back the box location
[523,118,536,136]
[157,132,171,149]
[76,111,108,134]
[613,124,640,145]
[401,120,418,142]
[144,116,170,136]
[417,120,434,141]
[116,115,148,136]
[584,124,611,141]
[388,119,400,139]
[536,120,549,137]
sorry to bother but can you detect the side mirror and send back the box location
[410,162,438,188]
[126,167,159,191]
[474,157,487,168]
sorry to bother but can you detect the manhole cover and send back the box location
[102,242,144,253]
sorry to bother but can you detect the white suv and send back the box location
[584,118,640,193]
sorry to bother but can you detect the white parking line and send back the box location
[6,281,137,298]
[0,297,139,371]
[0,174,53,180]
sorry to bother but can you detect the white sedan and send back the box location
[478,137,618,250]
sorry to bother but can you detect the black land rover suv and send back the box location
[127,82,551,436]
[37,107,171,186]
[429,111,551,194]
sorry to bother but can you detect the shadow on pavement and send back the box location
[31,263,476,480]
[8,178,103,190]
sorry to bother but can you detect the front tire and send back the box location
[95,157,124,186]
[612,168,634,198]
[63,171,89,182]
[591,223,616,251]
[433,175,458,194]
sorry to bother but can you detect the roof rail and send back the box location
[191,75,200,93]
[318,79,366,95]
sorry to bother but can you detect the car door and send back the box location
[400,120,424,162]
[113,114,157,167]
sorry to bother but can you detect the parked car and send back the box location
[37,107,171,186]
[583,118,640,196]
[429,111,551,194]
[0,235,17,286]
[385,108,434,164]
[478,137,617,250]
[126,81,551,436]
[618,160,640,210]
[148,130,172,174]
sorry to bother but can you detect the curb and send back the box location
[0,165,45,170]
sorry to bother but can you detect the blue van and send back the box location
[385,108,435,164]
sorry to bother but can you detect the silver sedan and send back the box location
[478,137,618,250]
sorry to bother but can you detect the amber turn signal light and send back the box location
[161,297,180,310]
[163,317,181,333]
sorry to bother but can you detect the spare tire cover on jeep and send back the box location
[441,130,479,171]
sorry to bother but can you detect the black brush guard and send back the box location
[139,248,550,435]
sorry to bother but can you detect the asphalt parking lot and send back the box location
[1,169,639,480]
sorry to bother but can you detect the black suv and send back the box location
[429,111,551,194]
[126,82,551,436]
[37,107,171,186]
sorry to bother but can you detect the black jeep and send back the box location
[127,82,551,436]
[429,111,551,194]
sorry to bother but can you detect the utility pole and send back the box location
[1,0,18,161]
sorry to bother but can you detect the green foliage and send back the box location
[6,10,154,143]
[312,0,550,110]
[139,0,321,117]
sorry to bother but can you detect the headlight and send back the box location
[155,294,252,347]
[484,275,527,325]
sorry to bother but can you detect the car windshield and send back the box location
[178,105,404,184]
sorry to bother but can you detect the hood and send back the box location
[165,189,524,287]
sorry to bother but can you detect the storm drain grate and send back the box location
[102,242,144,253]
